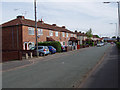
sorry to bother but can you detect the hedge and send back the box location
[38,41,62,52]
[116,42,120,49]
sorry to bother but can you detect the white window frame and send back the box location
[66,33,68,37]
[62,32,65,37]
[38,28,43,35]
[49,30,53,36]
[28,27,34,35]
[55,31,58,37]
[71,34,73,37]
[74,34,76,37]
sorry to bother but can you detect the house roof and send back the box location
[46,37,55,41]
[69,37,79,41]
[1,16,74,33]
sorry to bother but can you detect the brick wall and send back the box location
[22,26,76,47]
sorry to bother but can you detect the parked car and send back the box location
[97,43,104,47]
[32,46,50,56]
[61,45,67,52]
[48,46,56,54]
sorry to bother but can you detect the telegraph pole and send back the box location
[34,0,39,57]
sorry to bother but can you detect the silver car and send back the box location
[33,46,50,56]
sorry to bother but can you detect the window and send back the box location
[38,29,43,35]
[28,27,34,35]
[74,34,76,37]
[49,30,53,36]
[62,32,65,37]
[55,31,58,37]
[66,33,68,37]
[71,34,73,37]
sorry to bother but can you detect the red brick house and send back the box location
[2,16,78,51]
[75,30,88,45]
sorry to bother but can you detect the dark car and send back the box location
[48,46,56,54]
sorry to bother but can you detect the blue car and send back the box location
[48,46,56,54]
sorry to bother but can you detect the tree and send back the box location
[86,28,93,39]
[95,35,100,38]
[112,36,116,38]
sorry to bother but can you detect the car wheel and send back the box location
[39,53,44,56]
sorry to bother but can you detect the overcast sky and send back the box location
[1,0,119,37]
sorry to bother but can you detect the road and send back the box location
[79,45,119,88]
[2,44,111,88]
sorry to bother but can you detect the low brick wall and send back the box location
[2,50,22,62]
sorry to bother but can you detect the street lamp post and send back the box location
[103,1,120,38]
[34,0,39,57]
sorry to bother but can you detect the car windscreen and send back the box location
[44,46,48,49]
[38,47,43,49]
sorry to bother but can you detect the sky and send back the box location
[1,0,119,37]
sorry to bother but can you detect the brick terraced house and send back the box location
[75,30,88,45]
[2,16,78,51]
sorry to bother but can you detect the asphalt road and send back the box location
[80,45,119,88]
[2,44,111,88]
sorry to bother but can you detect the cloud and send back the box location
[1,0,119,37]
[1,0,119,2]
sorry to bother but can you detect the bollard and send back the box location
[25,53,29,59]
[30,52,33,58]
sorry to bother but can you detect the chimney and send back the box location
[62,26,65,28]
[17,16,25,20]
[38,19,44,24]
[52,24,56,26]
[75,30,77,33]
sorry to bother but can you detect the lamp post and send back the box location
[109,23,117,37]
[34,0,39,57]
[103,1,120,38]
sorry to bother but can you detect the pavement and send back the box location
[2,47,90,72]
[79,45,119,88]
[2,44,112,88]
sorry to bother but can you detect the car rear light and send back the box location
[43,49,46,51]
[51,49,53,50]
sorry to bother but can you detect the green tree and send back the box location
[86,28,93,39]
[95,35,100,38]
[112,36,116,38]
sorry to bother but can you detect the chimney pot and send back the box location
[62,26,65,28]
[17,16,25,20]
[75,30,77,33]
[52,24,56,26]
[38,19,44,24]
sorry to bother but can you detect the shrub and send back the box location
[92,42,94,46]
[116,42,120,49]
[38,41,62,52]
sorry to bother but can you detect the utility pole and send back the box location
[34,0,39,57]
